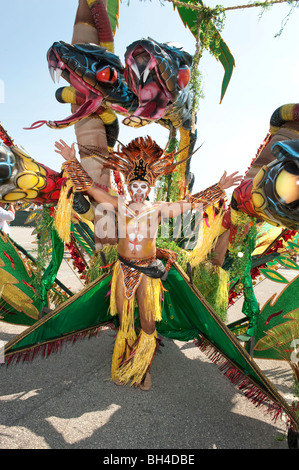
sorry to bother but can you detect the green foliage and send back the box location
[31,205,53,297]
[195,4,226,52]
[190,65,204,117]
[294,378,299,414]
[227,219,256,282]
[86,244,118,283]
[156,237,189,269]
[192,259,229,321]
[156,238,229,320]
[154,134,181,202]
[274,0,299,37]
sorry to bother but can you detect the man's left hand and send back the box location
[219,171,243,190]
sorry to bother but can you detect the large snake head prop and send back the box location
[249,139,299,230]
[27,41,137,130]
[0,143,63,204]
[123,38,193,129]
[232,139,299,231]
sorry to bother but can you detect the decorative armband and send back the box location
[187,183,225,211]
[156,247,178,272]
[62,158,94,192]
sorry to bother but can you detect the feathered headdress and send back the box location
[81,136,197,187]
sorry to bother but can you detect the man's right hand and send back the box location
[54,140,76,161]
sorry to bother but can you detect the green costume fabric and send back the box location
[40,228,65,309]
[0,232,42,325]
[0,229,68,326]
[3,262,298,431]
[253,273,299,361]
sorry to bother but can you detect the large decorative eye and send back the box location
[96,66,117,83]
[178,66,191,89]
[275,163,299,204]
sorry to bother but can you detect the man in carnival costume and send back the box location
[55,136,242,390]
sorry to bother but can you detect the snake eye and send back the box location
[275,163,299,204]
[178,66,191,89]
[96,66,117,83]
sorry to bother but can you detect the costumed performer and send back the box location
[54,137,242,390]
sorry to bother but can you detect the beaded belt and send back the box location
[119,254,156,300]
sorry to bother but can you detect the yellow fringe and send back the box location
[143,277,162,322]
[114,329,157,386]
[110,261,162,382]
[111,329,137,379]
[110,261,120,317]
[111,330,127,379]
[110,260,136,338]
[120,298,137,342]
[110,261,162,322]
[206,261,229,315]
[188,205,224,268]
[110,260,137,379]
[54,176,74,243]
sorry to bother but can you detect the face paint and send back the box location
[129,181,149,203]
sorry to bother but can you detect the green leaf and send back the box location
[254,308,299,352]
[259,268,289,284]
[107,0,120,35]
[277,255,299,270]
[24,210,40,225]
[287,241,299,253]
[253,275,299,360]
[173,0,235,102]
[216,38,235,103]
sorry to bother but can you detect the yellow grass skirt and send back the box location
[110,260,161,384]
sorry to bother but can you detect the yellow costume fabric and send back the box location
[110,259,161,385]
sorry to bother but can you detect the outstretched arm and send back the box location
[55,140,119,210]
[159,170,243,218]
[218,171,243,190]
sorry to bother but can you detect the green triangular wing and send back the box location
[4,272,113,355]
[3,262,298,430]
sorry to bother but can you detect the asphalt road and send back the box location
[0,226,296,450]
